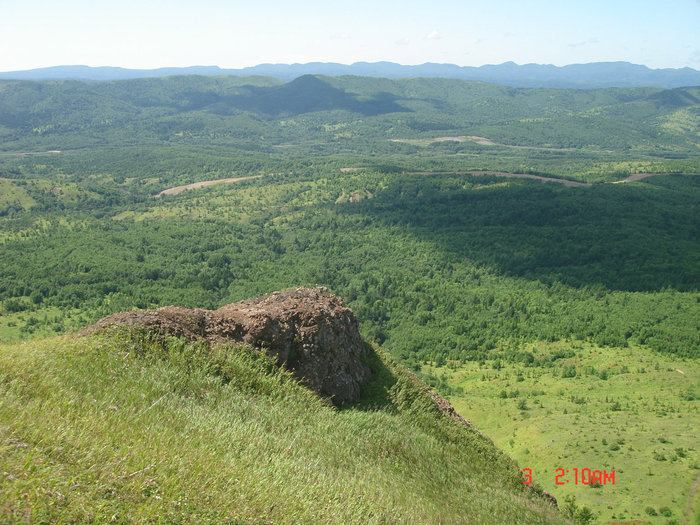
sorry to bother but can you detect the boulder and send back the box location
[82,287,371,404]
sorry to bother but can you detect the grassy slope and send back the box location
[0,331,564,524]
[427,341,700,524]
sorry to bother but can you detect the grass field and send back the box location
[0,332,565,524]
[0,305,89,342]
[425,341,700,524]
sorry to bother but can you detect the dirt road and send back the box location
[406,170,592,187]
[390,136,571,151]
[156,175,263,196]
[612,173,665,184]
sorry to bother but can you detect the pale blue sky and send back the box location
[1,0,698,71]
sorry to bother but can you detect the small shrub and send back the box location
[659,506,672,517]
[576,506,595,524]
[645,506,658,516]
[653,451,667,461]
[562,366,577,378]
[4,298,28,313]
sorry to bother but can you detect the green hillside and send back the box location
[0,330,564,524]
[1,76,698,156]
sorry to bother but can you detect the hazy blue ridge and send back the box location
[2,61,700,88]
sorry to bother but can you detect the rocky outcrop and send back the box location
[82,287,371,404]
[428,390,473,428]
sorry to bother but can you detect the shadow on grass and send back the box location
[347,342,400,412]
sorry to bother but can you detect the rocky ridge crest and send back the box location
[82,287,371,404]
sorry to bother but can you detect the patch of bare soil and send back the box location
[349,190,373,202]
[0,150,61,157]
[611,173,665,184]
[156,175,263,197]
[389,135,570,150]
[432,136,467,143]
[465,136,499,146]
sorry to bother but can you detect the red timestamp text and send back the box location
[522,468,615,486]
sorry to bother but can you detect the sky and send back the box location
[1,0,699,71]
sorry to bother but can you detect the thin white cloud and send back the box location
[330,32,351,40]
[689,50,700,67]
[568,38,600,48]
[426,30,441,40]
[395,38,410,46]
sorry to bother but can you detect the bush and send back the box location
[645,506,658,516]
[576,506,595,524]
[653,451,667,461]
[562,366,577,378]
[4,298,28,313]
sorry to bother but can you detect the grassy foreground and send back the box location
[0,330,564,524]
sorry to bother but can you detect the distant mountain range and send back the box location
[1,61,699,89]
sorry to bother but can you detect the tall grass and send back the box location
[0,330,564,524]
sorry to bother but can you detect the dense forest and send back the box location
[1,75,698,365]
[1,159,698,366]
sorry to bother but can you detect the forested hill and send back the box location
[2,61,700,88]
[1,74,699,154]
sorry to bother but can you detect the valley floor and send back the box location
[424,341,700,524]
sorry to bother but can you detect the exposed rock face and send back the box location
[428,390,473,428]
[83,287,371,404]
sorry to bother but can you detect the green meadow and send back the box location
[424,341,700,523]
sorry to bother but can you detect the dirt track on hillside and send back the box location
[390,135,571,151]
[0,150,61,157]
[407,170,593,187]
[611,173,665,184]
[156,175,263,196]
